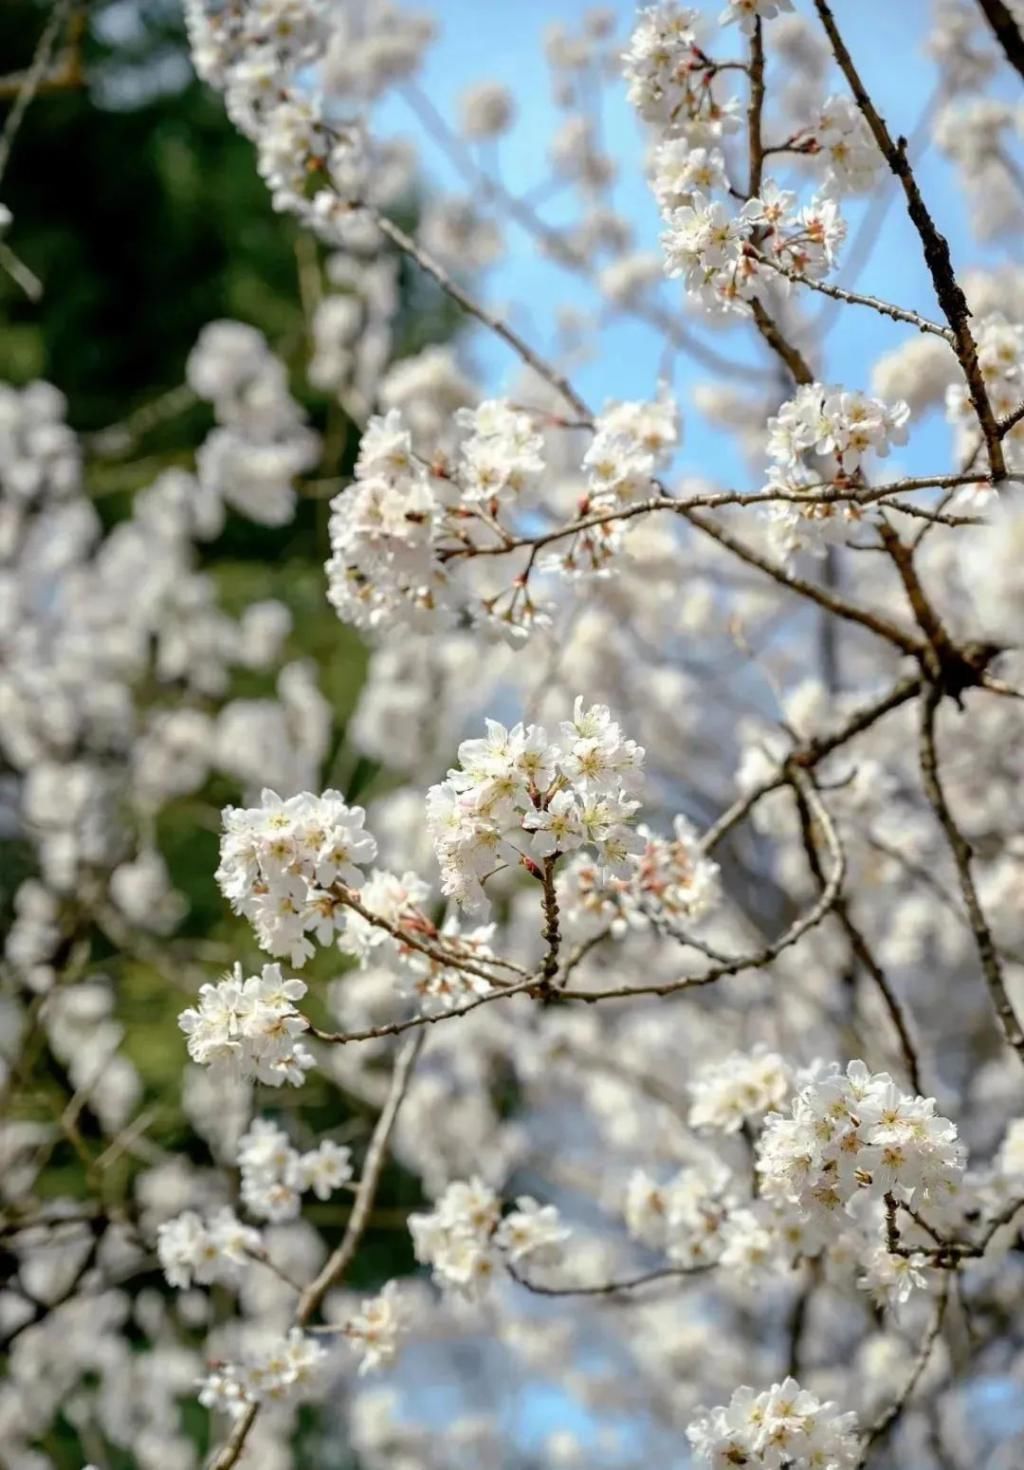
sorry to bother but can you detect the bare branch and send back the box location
[563,772,845,1004]
[368,209,591,422]
[207,1034,425,1470]
[974,0,1024,83]
[754,254,955,342]
[918,682,1024,1065]
[509,1260,713,1299]
[856,1279,949,1466]
[792,774,923,1093]
[813,0,1007,479]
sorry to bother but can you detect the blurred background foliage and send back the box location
[0,0,461,1358]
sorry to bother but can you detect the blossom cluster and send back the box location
[341,1281,408,1374]
[687,1378,860,1469]
[762,382,911,554]
[559,814,721,937]
[0,321,323,901]
[689,1047,791,1133]
[625,5,883,317]
[427,699,645,914]
[199,1329,326,1420]
[721,0,795,34]
[624,1162,740,1269]
[789,94,883,196]
[177,963,314,1087]
[216,788,377,966]
[583,393,678,503]
[184,0,432,238]
[623,6,731,133]
[325,408,448,633]
[767,384,911,477]
[157,1207,260,1290]
[757,1060,966,1246]
[0,380,80,504]
[661,186,846,315]
[187,321,320,528]
[325,400,548,637]
[337,867,500,1011]
[239,1117,353,1221]
[409,1179,568,1299]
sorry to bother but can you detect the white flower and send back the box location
[719,0,795,36]
[298,1139,355,1200]
[623,5,706,129]
[427,700,645,916]
[344,1281,407,1373]
[495,1197,570,1265]
[689,1048,791,1133]
[157,1207,260,1289]
[816,95,882,196]
[216,788,377,964]
[757,1060,966,1249]
[688,1378,859,1469]
[177,962,314,1087]
[198,1329,327,1417]
[409,1177,503,1299]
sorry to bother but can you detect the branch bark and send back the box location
[813,0,1007,480]
[975,0,1024,83]
[918,682,1024,1065]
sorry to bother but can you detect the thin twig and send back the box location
[755,255,955,341]
[207,1034,425,1470]
[856,1279,949,1466]
[792,774,922,1092]
[700,672,924,854]
[918,682,1024,1064]
[311,972,539,1045]
[508,1260,712,1298]
[369,208,591,422]
[563,774,845,1004]
[0,0,74,187]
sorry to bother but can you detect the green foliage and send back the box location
[1,0,302,425]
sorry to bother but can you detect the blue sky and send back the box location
[378,0,1016,486]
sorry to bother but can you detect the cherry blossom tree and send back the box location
[5,3,1024,1469]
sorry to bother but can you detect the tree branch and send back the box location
[974,0,1024,83]
[813,0,1007,479]
[918,682,1024,1065]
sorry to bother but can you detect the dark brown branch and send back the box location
[918,682,1024,1064]
[751,297,815,386]
[813,0,1007,480]
[747,19,766,197]
[508,1261,712,1298]
[683,506,922,655]
[877,518,959,670]
[311,972,539,1045]
[539,854,562,989]
[975,0,1024,83]
[754,254,955,341]
[701,671,924,853]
